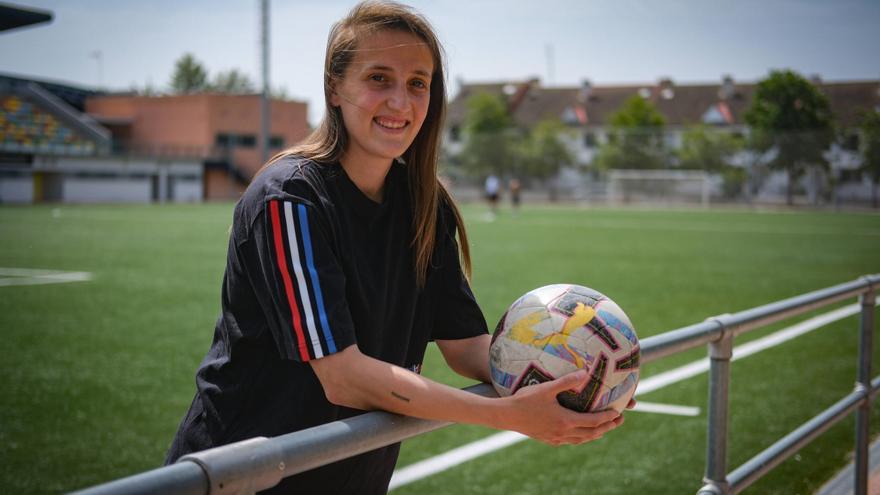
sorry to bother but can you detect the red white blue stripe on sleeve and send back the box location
[269,199,338,361]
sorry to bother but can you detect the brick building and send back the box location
[85,93,309,200]
[0,73,310,203]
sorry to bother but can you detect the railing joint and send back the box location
[859,274,878,293]
[697,479,729,495]
[705,314,734,359]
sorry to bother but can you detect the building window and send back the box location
[269,136,284,148]
[450,125,460,142]
[215,133,232,147]
[839,169,862,182]
[238,135,256,148]
[584,132,596,148]
[216,133,258,148]
[842,132,860,151]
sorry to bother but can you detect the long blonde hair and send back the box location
[265,1,471,286]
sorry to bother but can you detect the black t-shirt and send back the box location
[166,157,488,494]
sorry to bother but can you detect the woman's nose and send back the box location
[386,84,408,111]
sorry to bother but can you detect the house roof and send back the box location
[447,77,880,130]
[445,79,536,127]
[820,81,880,127]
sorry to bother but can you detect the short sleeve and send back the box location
[251,198,356,362]
[430,213,489,341]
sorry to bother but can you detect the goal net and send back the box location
[607,169,713,206]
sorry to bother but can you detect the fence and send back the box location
[74,274,879,495]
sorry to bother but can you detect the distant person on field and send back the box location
[484,173,500,217]
[164,2,630,493]
[509,177,522,214]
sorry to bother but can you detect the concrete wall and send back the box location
[63,176,151,203]
[0,154,204,204]
[0,176,34,203]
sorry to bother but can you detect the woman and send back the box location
[166,2,627,493]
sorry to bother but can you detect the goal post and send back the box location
[608,169,712,207]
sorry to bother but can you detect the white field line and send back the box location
[636,301,866,395]
[389,431,528,489]
[504,217,880,238]
[389,298,875,491]
[631,401,700,417]
[0,267,93,287]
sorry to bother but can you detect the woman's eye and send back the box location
[410,79,428,90]
[370,74,387,83]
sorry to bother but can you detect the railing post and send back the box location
[854,282,875,495]
[698,318,734,495]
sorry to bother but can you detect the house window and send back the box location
[842,132,860,151]
[583,132,596,148]
[839,169,862,182]
[450,125,460,142]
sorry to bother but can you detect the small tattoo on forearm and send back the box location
[391,391,411,403]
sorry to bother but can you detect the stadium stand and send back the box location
[2,94,97,154]
[0,73,110,155]
[0,74,203,204]
[0,2,52,33]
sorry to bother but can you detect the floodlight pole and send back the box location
[259,0,270,166]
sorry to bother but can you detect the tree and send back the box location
[859,110,880,207]
[211,69,255,94]
[459,93,518,177]
[678,125,741,172]
[271,85,291,101]
[464,92,512,134]
[596,95,667,170]
[129,80,160,96]
[521,118,574,180]
[169,53,209,94]
[678,125,745,198]
[744,70,834,205]
[516,118,576,200]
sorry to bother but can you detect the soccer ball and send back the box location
[489,284,640,413]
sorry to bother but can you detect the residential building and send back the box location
[445,76,880,204]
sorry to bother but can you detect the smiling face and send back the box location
[330,29,434,170]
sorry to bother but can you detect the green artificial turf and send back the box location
[0,202,877,494]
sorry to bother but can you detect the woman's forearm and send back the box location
[309,344,625,445]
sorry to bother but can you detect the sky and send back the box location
[1,0,878,125]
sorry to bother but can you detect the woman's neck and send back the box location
[339,155,393,203]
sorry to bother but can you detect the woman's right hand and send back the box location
[498,370,625,446]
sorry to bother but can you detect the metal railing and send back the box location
[73,275,879,495]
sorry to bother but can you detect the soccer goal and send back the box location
[607,169,713,206]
